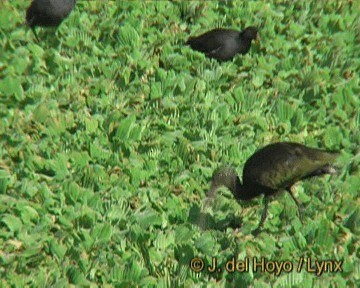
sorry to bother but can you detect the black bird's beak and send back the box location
[201,182,217,209]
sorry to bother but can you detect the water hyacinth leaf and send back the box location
[291,109,305,130]
[252,75,264,88]
[0,170,11,194]
[78,229,95,251]
[276,100,294,122]
[11,54,29,75]
[1,214,23,233]
[127,261,146,282]
[128,124,144,142]
[70,151,91,168]
[174,225,193,244]
[194,232,218,255]
[148,246,162,265]
[67,266,88,286]
[91,223,113,246]
[19,249,44,274]
[129,166,148,186]
[135,210,163,230]
[107,200,130,223]
[58,215,73,230]
[19,205,39,224]
[85,118,98,133]
[175,137,191,164]
[0,76,24,101]
[77,210,96,229]
[343,208,359,232]
[332,109,348,122]
[150,81,162,99]
[49,239,67,260]
[139,276,158,287]
[47,116,67,137]
[117,25,140,48]
[174,244,195,265]
[217,104,230,122]
[295,232,307,250]
[282,237,297,253]
[273,271,305,288]
[316,219,333,247]
[341,258,355,275]
[323,126,342,149]
[33,102,51,123]
[164,197,185,221]
[90,141,110,161]
[116,114,137,141]
[53,153,69,180]
[0,7,17,29]
[342,175,360,197]
[64,181,81,205]
[0,196,13,214]
[97,223,112,244]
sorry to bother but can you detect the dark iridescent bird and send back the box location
[26,0,76,41]
[208,142,339,234]
[186,26,259,61]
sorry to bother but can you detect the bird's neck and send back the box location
[231,177,253,201]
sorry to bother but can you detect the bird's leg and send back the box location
[31,27,40,42]
[287,187,303,223]
[258,196,269,229]
[252,196,269,235]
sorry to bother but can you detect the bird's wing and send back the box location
[187,29,232,54]
[244,143,337,190]
[187,35,223,54]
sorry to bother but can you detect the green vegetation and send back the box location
[0,1,359,287]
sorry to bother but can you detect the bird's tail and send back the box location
[185,37,194,46]
[309,164,339,177]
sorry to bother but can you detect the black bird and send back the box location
[26,0,76,41]
[186,26,259,61]
[208,142,339,233]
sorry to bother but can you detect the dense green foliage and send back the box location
[0,1,359,287]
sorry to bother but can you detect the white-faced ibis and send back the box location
[208,142,339,234]
[26,0,76,41]
[186,26,259,61]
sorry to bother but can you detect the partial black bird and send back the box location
[186,26,259,61]
[26,0,76,41]
[208,142,339,234]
